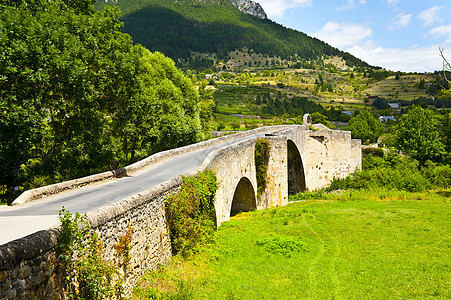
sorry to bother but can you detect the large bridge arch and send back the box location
[230,177,257,216]
[287,139,306,194]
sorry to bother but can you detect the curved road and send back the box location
[0,131,273,245]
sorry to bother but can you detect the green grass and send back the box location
[131,193,451,299]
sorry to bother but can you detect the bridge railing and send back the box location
[12,125,290,206]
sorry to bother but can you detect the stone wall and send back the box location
[12,126,290,206]
[304,129,361,191]
[0,179,181,299]
[257,136,288,209]
[0,229,59,299]
[205,139,258,225]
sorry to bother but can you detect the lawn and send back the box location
[131,196,450,299]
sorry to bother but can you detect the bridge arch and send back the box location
[230,177,256,216]
[287,139,306,194]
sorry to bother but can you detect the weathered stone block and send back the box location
[18,265,32,280]
[6,288,16,300]
[12,279,26,293]
[0,271,8,283]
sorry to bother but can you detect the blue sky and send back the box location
[256,0,451,72]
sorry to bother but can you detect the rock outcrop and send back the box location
[230,0,267,19]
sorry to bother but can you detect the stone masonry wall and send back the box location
[206,139,258,226]
[0,180,181,299]
[304,129,361,191]
[257,136,288,209]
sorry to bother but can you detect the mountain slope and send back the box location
[96,0,370,68]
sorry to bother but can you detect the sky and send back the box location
[256,0,451,72]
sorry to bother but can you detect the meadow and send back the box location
[131,192,450,299]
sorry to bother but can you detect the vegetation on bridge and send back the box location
[165,170,218,257]
[254,138,270,196]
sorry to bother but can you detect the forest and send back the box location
[95,0,370,68]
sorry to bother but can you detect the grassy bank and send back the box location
[131,193,450,299]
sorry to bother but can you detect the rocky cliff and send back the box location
[230,0,267,19]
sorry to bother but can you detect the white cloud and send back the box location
[388,12,412,31]
[336,0,366,11]
[347,41,446,72]
[428,25,451,43]
[418,6,443,27]
[257,0,313,19]
[386,0,399,7]
[312,22,372,48]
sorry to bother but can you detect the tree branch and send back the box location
[439,45,451,84]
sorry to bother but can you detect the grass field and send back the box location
[131,193,450,299]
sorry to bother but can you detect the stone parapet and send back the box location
[12,126,289,206]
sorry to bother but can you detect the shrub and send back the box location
[256,235,308,257]
[327,152,450,193]
[165,170,217,256]
[362,147,384,158]
[56,208,117,299]
[255,138,270,196]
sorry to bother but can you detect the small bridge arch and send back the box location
[230,177,257,216]
[287,139,306,194]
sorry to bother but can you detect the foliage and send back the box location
[196,80,216,138]
[326,152,450,193]
[394,106,445,163]
[0,0,207,204]
[96,0,370,69]
[254,138,270,196]
[310,112,335,129]
[56,207,117,299]
[348,110,384,144]
[165,170,218,257]
[131,198,451,299]
[255,234,308,257]
[443,111,451,156]
[258,93,326,118]
[114,225,134,270]
[361,147,384,158]
[372,97,389,109]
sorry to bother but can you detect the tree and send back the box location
[441,112,451,156]
[394,106,445,164]
[310,112,335,129]
[0,0,206,203]
[372,97,389,110]
[348,110,384,144]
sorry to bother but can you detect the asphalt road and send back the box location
[0,132,271,245]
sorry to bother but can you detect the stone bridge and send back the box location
[0,115,361,298]
[210,115,361,225]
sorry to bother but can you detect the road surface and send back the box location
[0,131,272,245]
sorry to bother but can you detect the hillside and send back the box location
[95,0,370,69]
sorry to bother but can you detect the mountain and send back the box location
[231,0,267,19]
[95,0,370,69]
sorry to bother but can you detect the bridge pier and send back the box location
[256,136,288,210]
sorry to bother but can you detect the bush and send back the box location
[256,235,308,257]
[165,170,217,256]
[57,208,117,299]
[326,152,450,193]
[422,162,451,189]
[362,147,384,158]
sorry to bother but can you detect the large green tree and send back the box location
[348,110,384,144]
[394,106,445,164]
[0,0,205,203]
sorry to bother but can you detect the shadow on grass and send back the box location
[435,190,451,198]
